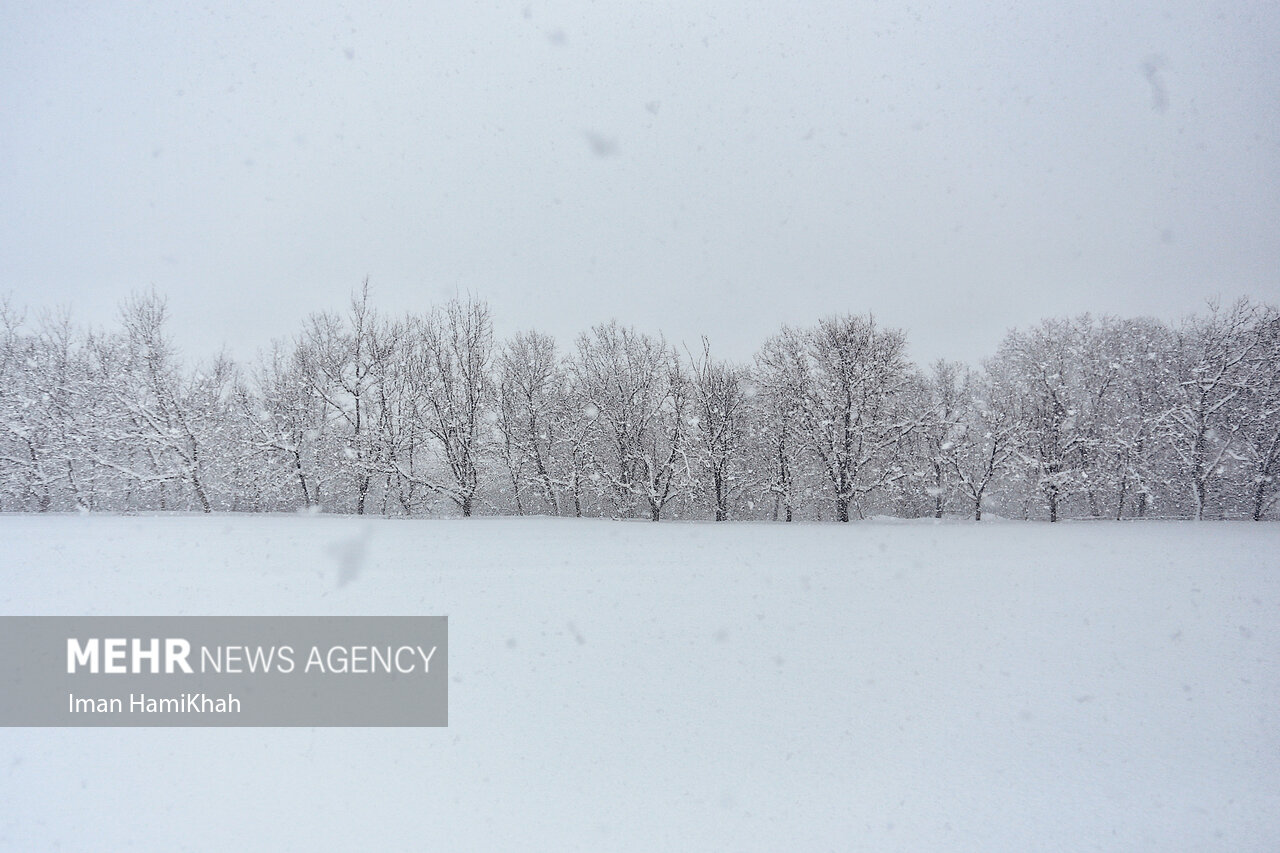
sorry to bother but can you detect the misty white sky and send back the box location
[2,0,1277,367]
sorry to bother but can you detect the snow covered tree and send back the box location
[1232,303,1280,520]
[1089,317,1176,519]
[752,328,811,521]
[686,338,752,521]
[919,360,966,518]
[237,341,332,510]
[765,315,919,522]
[497,330,577,516]
[989,318,1092,522]
[95,292,230,513]
[295,280,392,514]
[570,322,692,520]
[944,365,1020,520]
[0,304,99,511]
[1161,299,1266,520]
[402,297,494,517]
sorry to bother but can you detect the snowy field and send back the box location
[1,515,1278,852]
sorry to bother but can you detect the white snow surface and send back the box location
[2,515,1278,851]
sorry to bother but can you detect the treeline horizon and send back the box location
[2,283,1277,522]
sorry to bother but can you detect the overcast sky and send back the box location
[2,0,1277,367]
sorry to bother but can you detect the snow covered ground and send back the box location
[1,515,1277,851]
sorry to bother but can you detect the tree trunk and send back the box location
[355,475,369,515]
[293,451,312,508]
[191,470,211,514]
[836,496,850,523]
[714,472,726,521]
[1192,416,1208,521]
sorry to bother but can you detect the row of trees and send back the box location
[2,285,1277,521]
